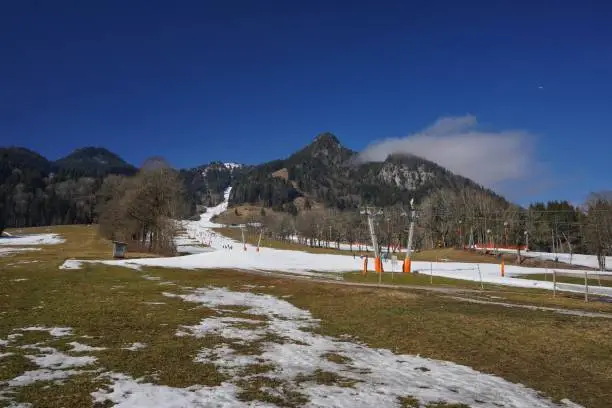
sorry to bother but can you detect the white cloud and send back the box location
[358,115,537,189]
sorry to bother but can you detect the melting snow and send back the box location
[0,248,41,257]
[67,342,107,352]
[108,286,582,408]
[122,342,147,351]
[0,233,64,246]
[7,369,86,387]
[26,350,96,369]
[18,326,73,337]
[92,373,244,407]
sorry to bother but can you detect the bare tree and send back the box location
[97,168,184,254]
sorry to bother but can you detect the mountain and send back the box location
[55,147,136,177]
[0,135,502,231]
[0,147,55,174]
[229,132,501,210]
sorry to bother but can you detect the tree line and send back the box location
[233,186,612,267]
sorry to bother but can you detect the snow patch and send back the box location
[0,233,64,246]
[18,326,73,337]
[67,342,107,352]
[163,286,581,408]
[0,248,41,257]
[26,350,96,369]
[7,369,85,387]
[122,342,147,351]
[91,372,243,407]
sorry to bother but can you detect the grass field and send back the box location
[1,226,612,407]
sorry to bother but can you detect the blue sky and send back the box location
[1,1,610,204]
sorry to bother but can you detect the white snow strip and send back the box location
[18,326,73,337]
[0,247,41,257]
[0,233,64,246]
[0,352,13,359]
[5,403,33,408]
[143,302,166,305]
[11,278,29,282]
[122,342,147,351]
[158,286,582,408]
[67,342,107,352]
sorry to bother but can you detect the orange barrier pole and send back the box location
[403,257,412,273]
[501,257,505,277]
[375,257,382,273]
[362,257,368,275]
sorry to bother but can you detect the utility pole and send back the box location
[386,216,391,255]
[402,198,416,273]
[360,206,383,273]
[240,225,247,251]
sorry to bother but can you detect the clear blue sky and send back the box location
[1,1,610,204]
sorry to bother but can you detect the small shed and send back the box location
[112,241,128,259]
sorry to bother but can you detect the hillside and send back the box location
[55,147,137,177]
[230,132,503,210]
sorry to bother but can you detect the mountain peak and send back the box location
[56,146,136,176]
[313,132,341,147]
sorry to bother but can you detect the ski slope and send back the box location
[59,187,612,298]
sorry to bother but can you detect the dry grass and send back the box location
[343,270,483,289]
[1,225,612,407]
[4,225,160,265]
